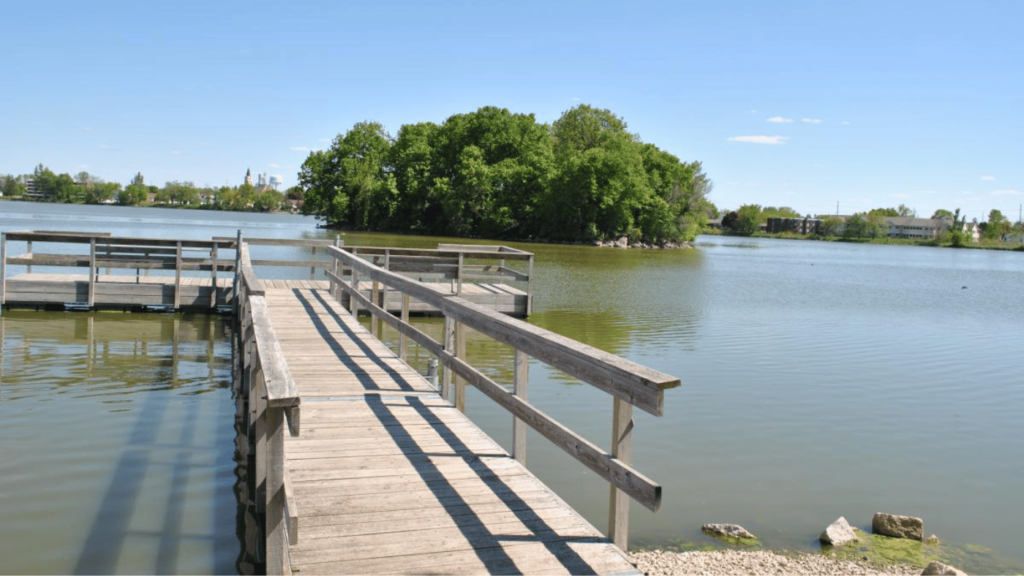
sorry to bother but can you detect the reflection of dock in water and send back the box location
[2,230,681,575]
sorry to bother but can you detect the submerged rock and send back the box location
[921,560,967,575]
[701,523,756,540]
[820,516,860,546]
[872,512,924,541]
[924,534,941,545]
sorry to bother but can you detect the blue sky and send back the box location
[2,0,1021,222]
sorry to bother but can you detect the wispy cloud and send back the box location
[727,135,789,145]
[894,193,910,199]
[981,175,995,181]
[268,162,280,169]
[841,120,851,125]
[993,189,1021,196]
[917,190,940,195]
[801,118,822,124]
[290,146,311,153]
[766,116,793,123]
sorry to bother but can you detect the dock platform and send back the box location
[265,287,638,574]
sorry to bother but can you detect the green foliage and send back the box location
[844,212,888,238]
[296,104,711,243]
[156,181,200,205]
[725,204,762,235]
[820,216,844,236]
[118,184,148,205]
[981,209,1011,240]
[931,209,954,221]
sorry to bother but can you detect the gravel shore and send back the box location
[631,549,922,576]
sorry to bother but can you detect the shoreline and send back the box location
[631,549,924,576]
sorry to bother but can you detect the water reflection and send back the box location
[0,311,240,575]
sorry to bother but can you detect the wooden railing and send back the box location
[235,241,301,575]
[324,244,679,550]
[0,231,235,309]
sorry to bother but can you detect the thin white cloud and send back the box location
[766,116,793,123]
[917,190,940,195]
[290,146,311,153]
[841,120,851,125]
[893,193,910,199]
[727,135,789,145]
[801,118,822,124]
[993,189,1021,196]
[981,175,995,181]
[269,162,281,169]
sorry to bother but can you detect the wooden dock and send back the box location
[2,230,680,575]
[262,286,639,574]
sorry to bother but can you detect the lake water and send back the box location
[2,202,1022,573]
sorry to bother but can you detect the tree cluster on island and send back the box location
[0,165,301,213]
[298,105,715,244]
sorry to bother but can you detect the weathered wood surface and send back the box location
[263,287,639,575]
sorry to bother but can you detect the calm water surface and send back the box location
[2,202,1022,573]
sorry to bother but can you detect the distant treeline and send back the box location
[0,166,299,212]
[298,105,714,243]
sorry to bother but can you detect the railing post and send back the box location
[350,248,360,317]
[266,405,290,575]
[398,293,410,361]
[454,321,465,412]
[234,230,243,316]
[331,237,341,300]
[25,239,31,274]
[174,241,183,309]
[526,254,534,316]
[441,316,454,401]
[608,397,633,551]
[0,232,6,306]
[88,237,96,307]
[513,349,529,464]
[371,278,380,338]
[210,243,219,309]
[457,252,464,297]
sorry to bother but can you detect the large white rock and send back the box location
[819,516,860,546]
[701,523,756,539]
[872,511,924,541]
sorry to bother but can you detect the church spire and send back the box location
[245,168,253,186]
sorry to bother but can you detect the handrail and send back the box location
[323,244,678,550]
[236,239,300,576]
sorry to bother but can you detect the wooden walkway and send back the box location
[263,286,639,575]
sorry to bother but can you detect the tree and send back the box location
[130,172,145,187]
[299,121,396,229]
[730,204,762,235]
[844,212,888,238]
[931,209,954,221]
[84,182,120,204]
[820,216,844,236]
[981,209,1011,240]
[119,183,148,205]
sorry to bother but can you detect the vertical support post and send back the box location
[526,254,534,316]
[233,230,243,316]
[210,243,219,309]
[25,239,32,274]
[370,279,380,338]
[350,248,360,318]
[265,405,291,575]
[174,241,183,309]
[379,249,390,335]
[0,232,6,306]
[457,253,464,297]
[454,321,466,413]
[253,363,267,515]
[331,237,341,299]
[608,397,633,551]
[88,237,97,307]
[441,316,454,401]
[512,349,529,464]
[398,293,410,361]
[309,245,317,281]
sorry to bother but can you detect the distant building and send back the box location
[766,217,822,235]
[245,168,253,186]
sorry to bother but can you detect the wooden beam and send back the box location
[513,349,529,465]
[608,397,633,550]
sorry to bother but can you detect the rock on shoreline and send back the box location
[631,549,921,576]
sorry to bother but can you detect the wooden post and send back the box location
[233,230,243,316]
[441,316,454,401]
[331,237,341,300]
[379,249,390,336]
[457,253,464,297]
[608,397,633,551]
[210,243,219,309]
[371,279,380,338]
[398,293,410,361]
[526,254,534,316]
[454,321,466,413]
[88,237,97,307]
[309,245,317,281]
[513,349,529,464]
[265,405,291,575]
[174,241,183,309]
[253,361,267,515]
[0,232,6,306]
[25,239,31,274]
[350,248,360,317]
